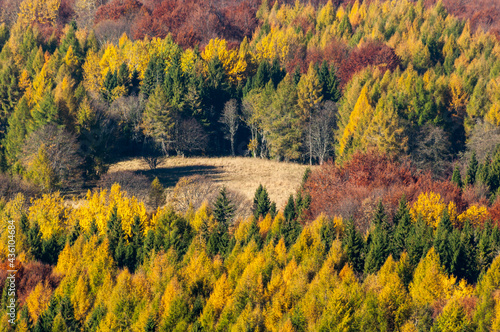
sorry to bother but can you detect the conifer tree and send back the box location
[145,313,157,332]
[392,196,411,259]
[343,218,365,274]
[283,195,295,223]
[213,187,234,228]
[364,201,392,274]
[433,210,453,274]
[253,184,271,219]
[464,151,478,186]
[451,165,463,188]
[106,206,123,258]
[4,96,31,164]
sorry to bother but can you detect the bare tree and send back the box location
[308,100,337,165]
[141,136,162,170]
[462,120,500,163]
[174,118,208,156]
[409,124,452,178]
[220,99,240,156]
[22,125,84,190]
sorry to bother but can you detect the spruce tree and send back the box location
[477,221,493,274]
[328,63,341,102]
[106,206,123,258]
[253,185,271,219]
[433,210,453,274]
[270,58,285,88]
[284,195,296,222]
[451,164,463,188]
[213,187,234,228]
[464,151,478,186]
[27,221,42,260]
[364,201,392,274]
[392,196,411,259]
[141,57,157,98]
[343,218,365,274]
[253,60,270,89]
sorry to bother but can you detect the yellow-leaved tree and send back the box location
[409,248,456,307]
[18,0,61,26]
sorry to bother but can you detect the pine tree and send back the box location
[343,218,365,274]
[464,152,478,186]
[284,195,296,223]
[451,164,463,188]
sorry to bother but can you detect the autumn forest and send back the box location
[1,0,500,330]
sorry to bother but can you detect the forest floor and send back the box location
[107,156,314,208]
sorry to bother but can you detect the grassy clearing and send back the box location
[108,156,314,208]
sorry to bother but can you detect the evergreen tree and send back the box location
[126,216,144,272]
[270,58,285,88]
[477,221,493,274]
[253,184,271,219]
[433,210,453,274]
[364,201,392,274]
[392,196,411,259]
[34,296,58,332]
[145,313,157,332]
[293,66,301,85]
[85,305,106,332]
[60,296,80,331]
[284,195,296,222]
[451,164,463,188]
[106,206,123,258]
[477,157,491,189]
[27,221,42,260]
[464,151,478,186]
[406,216,433,269]
[253,60,270,89]
[3,96,31,164]
[213,187,234,228]
[117,62,130,89]
[343,218,365,274]
[102,70,117,103]
[141,57,157,98]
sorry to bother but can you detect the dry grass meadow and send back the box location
[107,156,314,209]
